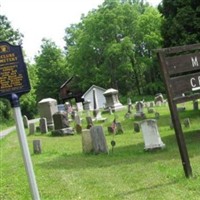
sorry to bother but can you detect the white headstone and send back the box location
[140,119,165,150]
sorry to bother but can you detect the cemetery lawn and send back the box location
[1,102,200,200]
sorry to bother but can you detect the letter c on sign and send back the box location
[190,77,196,88]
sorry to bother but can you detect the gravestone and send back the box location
[65,102,73,113]
[90,126,109,154]
[183,118,191,128]
[38,98,58,130]
[154,93,164,105]
[134,101,146,119]
[39,118,48,134]
[103,88,125,112]
[193,100,199,110]
[81,129,93,153]
[134,122,140,133]
[155,112,160,120]
[86,116,93,129]
[74,115,81,125]
[83,100,91,111]
[53,111,69,130]
[116,122,124,134]
[76,102,83,112]
[23,115,29,129]
[140,119,165,150]
[75,124,82,134]
[51,127,74,136]
[33,140,42,154]
[29,123,35,135]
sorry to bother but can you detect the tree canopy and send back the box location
[158,0,200,47]
[64,0,163,96]
[35,39,70,102]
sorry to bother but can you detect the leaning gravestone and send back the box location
[90,126,109,154]
[140,119,165,150]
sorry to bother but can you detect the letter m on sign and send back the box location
[157,43,200,178]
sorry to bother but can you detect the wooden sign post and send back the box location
[0,42,40,199]
[157,43,200,178]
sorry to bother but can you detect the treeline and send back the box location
[1,0,200,121]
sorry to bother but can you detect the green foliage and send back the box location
[35,39,70,102]
[158,0,200,47]
[0,15,23,44]
[20,63,38,119]
[65,0,163,96]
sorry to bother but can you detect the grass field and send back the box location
[1,102,200,200]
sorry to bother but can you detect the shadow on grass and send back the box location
[38,130,200,171]
[114,181,177,198]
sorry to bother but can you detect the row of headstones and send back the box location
[33,125,109,154]
[33,119,166,155]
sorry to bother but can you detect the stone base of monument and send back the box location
[104,104,125,113]
[134,112,146,120]
[51,127,74,136]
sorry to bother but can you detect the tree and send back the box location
[0,15,23,121]
[158,0,200,47]
[64,0,163,96]
[0,15,23,44]
[35,39,70,102]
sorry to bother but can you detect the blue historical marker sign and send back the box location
[0,41,30,98]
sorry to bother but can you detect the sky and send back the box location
[0,0,161,62]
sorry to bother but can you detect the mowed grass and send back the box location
[1,102,200,200]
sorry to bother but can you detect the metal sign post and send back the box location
[0,42,40,199]
[10,94,40,200]
[157,43,200,178]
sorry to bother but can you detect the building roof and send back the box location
[82,85,106,98]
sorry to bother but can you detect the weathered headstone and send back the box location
[183,118,191,128]
[90,126,109,154]
[39,118,48,134]
[140,119,165,150]
[86,116,93,129]
[53,111,69,130]
[133,122,140,133]
[74,115,81,125]
[38,98,58,130]
[154,93,164,105]
[51,127,74,136]
[193,100,199,110]
[81,129,93,153]
[116,122,124,134]
[75,124,82,134]
[155,112,160,120]
[23,115,29,129]
[76,102,83,112]
[83,100,91,111]
[29,123,35,135]
[33,140,42,154]
[134,101,146,119]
